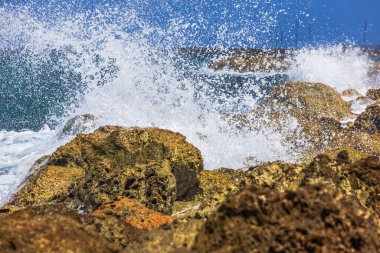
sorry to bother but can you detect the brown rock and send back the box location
[366,88,380,100]
[11,126,203,214]
[91,198,173,230]
[193,184,379,253]
[123,219,204,253]
[353,105,380,134]
[0,205,113,253]
[342,88,361,97]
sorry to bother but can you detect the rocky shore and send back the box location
[1,82,380,252]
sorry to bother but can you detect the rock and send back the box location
[196,170,239,204]
[60,114,98,136]
[173,169,248,220]
[11,126,203,214]
[248,161,305,191]
[123,219,204,253]
[342,88,361,98]
[366,88,380,100]
[91,197,173,231]
[302,146,369,164]
[260,82,353,121]
[13,165,85,205]
[245,82,353,156]
[209,51,289,73]
[302,154,380,215]
[193,184,379,253]
[0,204,114,253]
[353,105,380,134]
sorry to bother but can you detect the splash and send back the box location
[289,46,372,93]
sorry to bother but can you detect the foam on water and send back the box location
[0,2,376,204]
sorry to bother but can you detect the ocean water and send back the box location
[0,3,378,205]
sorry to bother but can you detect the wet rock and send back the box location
[91,197,173,231]
[250,82,353,155]
[60,114,98,136]
[248,161,305,191]
[353,105,380,134]
[11,126,203,214]
[342,88,361,98]
[0,204,114,253]
[193,184,379,253]
[261,82,353,121]
[209,51,289,73]
[366,88,380,100]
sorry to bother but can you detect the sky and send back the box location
[1,0,380,47]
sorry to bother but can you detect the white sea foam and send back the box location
[288,46,372,93]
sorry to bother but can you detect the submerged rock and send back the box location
[11,126,203,214]
[193,184,379,253]
[0,205,114,253]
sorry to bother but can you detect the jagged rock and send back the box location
[0,204,114,253]
[11,126,203,214]
[302,146,369,164]
[91,197,173,231]
[302,154,380,215]
[353,105,380,134]
[193,184,379,253]
[260,82,353,121]
[60,114,98,136]
[366,88,380,100]
[248,161,305,191]
[123,219,204,253]
[173,169,247,220]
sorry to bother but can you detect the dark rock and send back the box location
[366,88,380,100]
[193,184,379,253]
[0,204,114,253]
[353,105,380,134]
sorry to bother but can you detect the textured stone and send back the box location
[353,105,380,134]
[11,126,203,214]
[193,184,379,253]
[91,197,173,230]
[0,205,113,253]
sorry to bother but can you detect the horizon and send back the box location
[1,0,380,48]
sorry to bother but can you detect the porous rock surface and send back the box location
[353,105,380,134]
[193,184,380,253]
[0,204,114,253]
[11,126,203,214]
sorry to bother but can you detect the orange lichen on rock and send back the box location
[92,198,173,230]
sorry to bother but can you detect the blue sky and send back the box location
[1,0,380,47]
